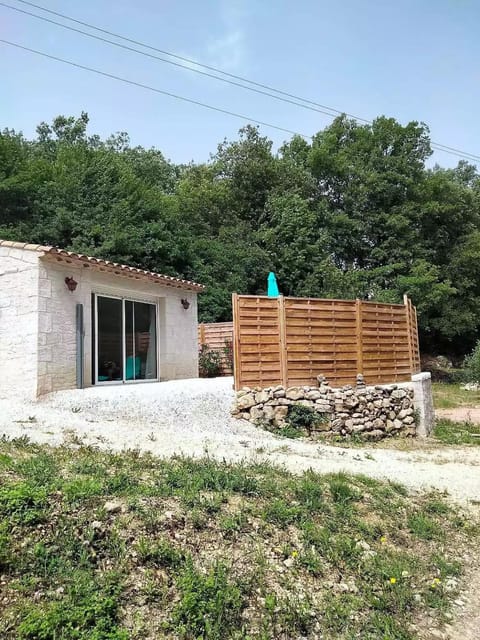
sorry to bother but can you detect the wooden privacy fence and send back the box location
[198,322,234,375]
[232,293,421,390]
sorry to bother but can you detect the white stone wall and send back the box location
[233,381,418,440]
[36,259,83,395]
[38,258,199,395]
[0,246,40,400]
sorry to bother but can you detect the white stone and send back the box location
[273,405,288,425]
[254,390,270,404]
[236,394,256,410]
[263,405,274,421]
[104,500,123,514]
[250,406,264,421]
[285,387,304,400]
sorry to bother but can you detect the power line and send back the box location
[1,39,478,167]
[0,39,311,139]
[427,142,480,161]
[9,0,480,163]
[13,0,364,121]
[0,1,343,121]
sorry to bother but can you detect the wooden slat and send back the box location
[232,295,241,387]
[231,293,420,389]
[355,299,363,377]
[278,296,288,387]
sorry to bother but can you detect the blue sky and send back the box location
[0,0,478,166]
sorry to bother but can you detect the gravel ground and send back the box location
[1,377,480,504]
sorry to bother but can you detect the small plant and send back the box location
[299,548,323,576]
[219,511,247,537]
[329,476,359,505]
[136,537,185,569]
[0,482,48,525]
[275,424,304,439]
[198,344,223,378]
[141,569,168,604]
[263,498,302,525]
[408,512,444,541]
[287,405,328,436]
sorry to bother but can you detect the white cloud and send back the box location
[206,0,248,72]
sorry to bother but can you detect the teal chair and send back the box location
[125,356,141,380]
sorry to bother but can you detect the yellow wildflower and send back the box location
[291,550,299,558]
[389,577,397,584]
[380,536,387,544]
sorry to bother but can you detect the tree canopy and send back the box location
[1,112,479,356]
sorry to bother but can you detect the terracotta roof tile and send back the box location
[0,239,205,292]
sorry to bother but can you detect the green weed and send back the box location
[135,537,185,569]
[0,482,48,524]
[17,571,127,640]
[171,560,246,639]
[408,512,445,540]
[434,419,480,445]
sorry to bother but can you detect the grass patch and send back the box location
[0,439,475,639]
[433,382,480,409]
[171,560,247,639]
[434,418,480,445]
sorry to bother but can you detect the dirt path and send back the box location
[437,406,480,424]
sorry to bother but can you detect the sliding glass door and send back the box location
[95,295,157,383]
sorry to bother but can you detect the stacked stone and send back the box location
[231,376,416,440]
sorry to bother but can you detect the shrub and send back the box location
[287,405,327,435]
[464,340,480,383]
[198,344,222,378]
[223,340,233,371]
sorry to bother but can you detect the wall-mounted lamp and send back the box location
[181,298,190,310]
[65,276,78,292]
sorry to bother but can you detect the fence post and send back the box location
[404,294,414,375]
[199,323,206,345]
[278,295,288,388]
[409,299,420,373]
[355,299,363,376]
[232,294,241,390]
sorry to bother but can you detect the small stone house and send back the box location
[0,240,204,399]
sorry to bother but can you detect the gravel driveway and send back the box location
[1,377,479,504]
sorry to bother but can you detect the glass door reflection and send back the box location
[97,296,123,382]
[96,296,157,383]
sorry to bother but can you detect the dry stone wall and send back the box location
[231,375,417,440]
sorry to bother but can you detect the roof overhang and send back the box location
[0,239,205,292]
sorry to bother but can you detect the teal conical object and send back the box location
[267,272,280,297]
